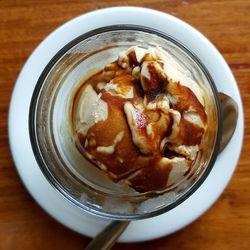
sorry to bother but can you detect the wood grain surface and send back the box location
[0,0,249,249]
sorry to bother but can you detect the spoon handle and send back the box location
[85,221,130,250]
[219,93,238,153]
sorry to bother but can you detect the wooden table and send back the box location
[0,1,249,249]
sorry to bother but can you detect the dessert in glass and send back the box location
[29,26,221,219]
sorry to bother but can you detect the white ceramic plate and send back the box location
[8,7,243,242]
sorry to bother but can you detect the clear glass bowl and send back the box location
[29,25,222,220]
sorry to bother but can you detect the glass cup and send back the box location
[29,25,222,220]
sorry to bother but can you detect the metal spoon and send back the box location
[218,93,238,153]
[85,221,129,250]
[86,92,238,250]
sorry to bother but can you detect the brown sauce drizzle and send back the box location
[133,79,144,98]
[169,82,207,123]
[128,50,140,67]
[71,52,207,193]
[128,160,172,193]
[141,63,168,100]
[179,118,204,146]
[164,147,184,159]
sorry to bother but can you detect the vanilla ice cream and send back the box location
[71,46,207,193]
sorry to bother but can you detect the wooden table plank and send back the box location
[1,1,249,249]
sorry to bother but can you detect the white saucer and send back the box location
[8,7,243,242]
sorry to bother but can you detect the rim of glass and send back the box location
[29,24,222,220]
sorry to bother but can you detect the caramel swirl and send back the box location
[72,46,207,192]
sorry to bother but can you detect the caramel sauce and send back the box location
[164,147,184,159]
[72,69,173,191]
[169,82,207,123]
[101,91,126,109]
[112,74,133,93]
[179,118,204,146]
[127,50,140,67]
[86,102,142,179]
[71,52,207,193]
[127,160,172,193]
[133,79,144,98]
[141,62,168,100]
[165,114,174,137]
